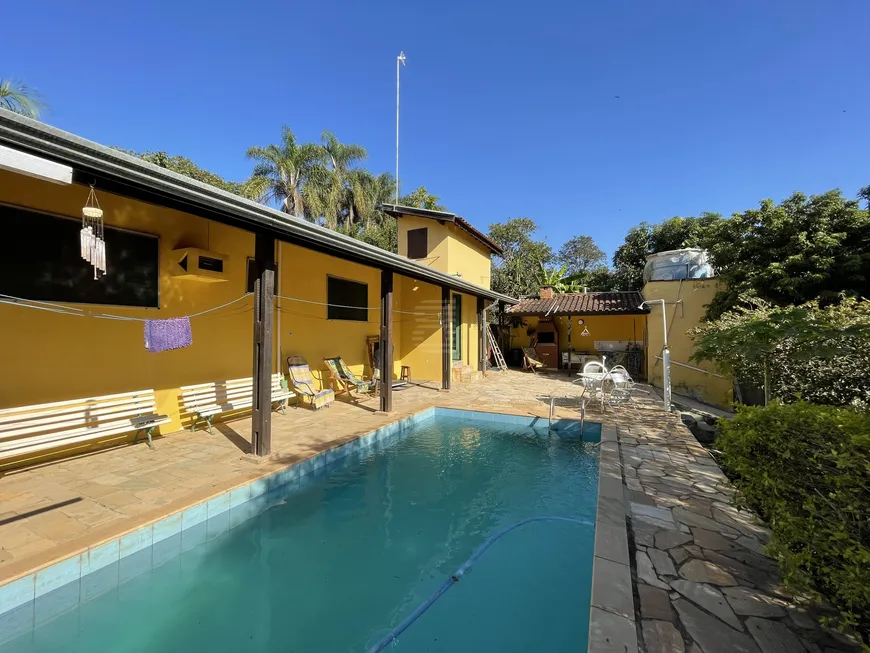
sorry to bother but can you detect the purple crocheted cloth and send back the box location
[144,317,193,353]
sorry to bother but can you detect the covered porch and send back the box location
[0,112,513,470]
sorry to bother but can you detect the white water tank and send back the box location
[643,248,714,283]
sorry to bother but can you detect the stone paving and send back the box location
[620,412,861,653]
[0,370,861,652]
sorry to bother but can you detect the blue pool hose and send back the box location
[366,515,594,653]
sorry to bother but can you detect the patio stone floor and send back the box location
[0,370,861,652]
[620,411,861,653]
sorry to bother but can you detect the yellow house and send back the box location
[507,287,649,378]
[0,113,515,469]
[381,204,503,381]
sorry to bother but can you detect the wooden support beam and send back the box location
[379,270,394,412]
[251,233,275,457]
[441,287,451,390]
[477,296,486,373]
[498,301,506,357]
[567,314,572,371]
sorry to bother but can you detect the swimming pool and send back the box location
[0,410,600,653]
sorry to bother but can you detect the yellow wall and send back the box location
[447,226,492,289]
[397,215,492,289]
[510,314,645,354]
[643,279,733,408]
[457,292,480,370]
[396,276,444,382]
[275,241,398,388]
[0,170,259,439]
[397,215,450,273]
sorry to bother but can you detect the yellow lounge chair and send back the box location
[323,356,376,398]
[522,347,546,374]
[287,356,335,410]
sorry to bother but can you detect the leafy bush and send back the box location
[691,297,870,408]
[718,402,870,640]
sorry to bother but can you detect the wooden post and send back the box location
[477,296,486,373]
[251,233,276,457]
[567,314,572,372]
[441,287,451,390]
[379,270,394,412]
[498,301,506,359]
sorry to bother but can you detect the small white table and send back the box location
[575,371,629,410]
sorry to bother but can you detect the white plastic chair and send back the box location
[606,368,650,413]
[582,361,606,375]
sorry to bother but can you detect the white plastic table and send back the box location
[575,371,629,410]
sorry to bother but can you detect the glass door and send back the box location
[452,294,462,361]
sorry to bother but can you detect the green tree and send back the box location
[344,170,399,252]
[612,214,721,290]
[399,186,446,211]
[243,127,325,216]
[557,235,605,274]
[129,150,245,195]
[584,266,618,291]
[488,218,553,297]
[699,189,870,319]
[0,79,47,119]
[691,296,870,406]
[305,130,367,229]
[537,262,589,292]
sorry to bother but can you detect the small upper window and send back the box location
[407,227,428,259]
[327,276,368,321]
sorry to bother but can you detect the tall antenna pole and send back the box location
[396,51,406,203]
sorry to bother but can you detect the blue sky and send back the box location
[7,0,869,260]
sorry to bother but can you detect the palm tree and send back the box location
[347,170,395,230]
[313,130,367,229]
[243,127,325,217]
[0,79,47,119]
[400,186,446,211]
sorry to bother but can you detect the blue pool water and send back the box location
[0,413,599,653]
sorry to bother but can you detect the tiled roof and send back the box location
[507,291,649,315]
[453,216,503,255]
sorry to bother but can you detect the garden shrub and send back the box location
[718,402,870,641]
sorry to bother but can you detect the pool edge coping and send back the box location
[0,406,604,631]
[587,423,640,653]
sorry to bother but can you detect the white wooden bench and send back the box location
[0,389,170,464]
[180,373,291,434]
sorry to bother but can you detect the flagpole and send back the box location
[396,51,406,203]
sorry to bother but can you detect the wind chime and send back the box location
[81,185,107,279]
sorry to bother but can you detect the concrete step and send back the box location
[451,365,480,384]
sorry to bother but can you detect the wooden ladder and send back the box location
[488,325,508,371]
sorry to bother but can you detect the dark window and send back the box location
[537,331,556,344]
[327,276,368,321]
[0,204,159,307]
[407,227,428,259]
[246,257,278,294]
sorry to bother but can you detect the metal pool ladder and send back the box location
[549,395,586,436]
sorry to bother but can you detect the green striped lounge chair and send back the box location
[323,356,376,398]
[287,357,335,410]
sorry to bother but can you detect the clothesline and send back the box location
[273,294,440,316]
[0,292,443,320]
[0,293,253,322]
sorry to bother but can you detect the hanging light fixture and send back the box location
[81,185,107,279]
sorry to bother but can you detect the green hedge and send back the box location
[718,402,870,642]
